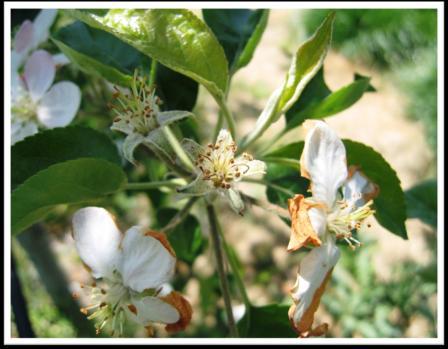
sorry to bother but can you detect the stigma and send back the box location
[109,71,162,136]
[327,200,375,250]
[195,137,253,189]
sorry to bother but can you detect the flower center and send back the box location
[327,199,375,250]
[11,91,37,122]
[110,72,161,136]
[76,271,142,336]
[195,139,253,189]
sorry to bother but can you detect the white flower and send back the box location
[287,120,379,337]
[11,9,61,72]
[72,207,192,336]
[11,50,81,145]
[109,73,194,164]
[178,129,267,215]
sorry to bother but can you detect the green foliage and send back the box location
[344,140,408,239]
[11,126,121,190]
[405,179,437,227]
[285,68,375,130]
[64,9,229,100]
[12,159,127,235]
[202,9,269,74]
[155,208,205,265]
[53,20,199,112]
[276,11,335,116]
[240,12,335,149]
[238,304,296,338]
[53,21,143,86]
[325,237,437,337]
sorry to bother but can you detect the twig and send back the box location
[206,203,239,337]
[11,254,35,338]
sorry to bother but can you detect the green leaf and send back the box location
[276,11,335,116]
[52,20,144,86]
[263,140,408,239]
[64,9,229,99]
[285,69,375,129]
[12,158,127,235]
[202,9,269,73]
[53,21,199,111]
[238,304,296,338]
[11,126,121,190]
[405,179,437,227]
[239,12,335,150]
[344,140,408,239]
[155,208,205,265]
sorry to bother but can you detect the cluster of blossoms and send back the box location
[72,207,192,336]
[286,120,379,337]
[11,10,81,145]
[179,129,267,215]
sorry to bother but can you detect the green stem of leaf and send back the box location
[242,177,296,197]
[216,215,252,308]
[258,129,287,156]
[162,126,195,172]
[149,59,158,86]
[161,197,198,233]
[206,203,239,338]
[124,179,185,191]
[215,96,236,139]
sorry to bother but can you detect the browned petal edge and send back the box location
[288,268,334,338]
[160,291,193,333]
[127,304,138,315]
[287,194,323,252]
[347,165,381,202]
[144,230,176,257]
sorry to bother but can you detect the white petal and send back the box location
[131,296,180,325]
[120,133,145,165]
[234,158,266,180]
[157,110,193,127]
[177,175,213,196]
[31,9,57,48]
[11,51,25,75]
[215,129,234,150]
[181,138,203,162]
[72,207,122,279]
[290,241,340,327]
[225,188,245,215]
[119,227,176,292]
[308,206,327,238]
[301,120,347,208]
[36,81,81,128]
[343,170,378,210]
[24,50,55,102]
[11,121,38,145]
[14,20,33,54]
[52,53,71,67]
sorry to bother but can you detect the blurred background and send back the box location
[11,9,438,338]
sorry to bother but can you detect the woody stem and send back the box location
[206,203,239,338]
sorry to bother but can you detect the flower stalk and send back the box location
[206,203,239,338]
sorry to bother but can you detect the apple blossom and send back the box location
[72,207,192,336]
[109,72,194,164]
[11,50,81,145]
[178,129,267,215]
[287,120,379,337]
